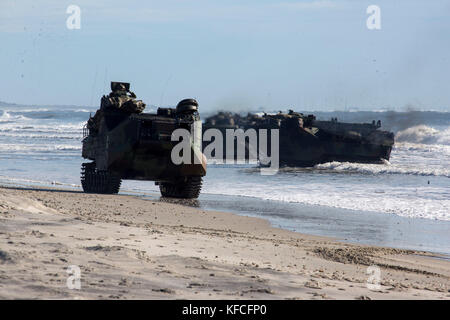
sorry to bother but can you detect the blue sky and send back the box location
[1,0,449,111]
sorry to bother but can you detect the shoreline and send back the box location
[0,185,449,299]
[3,179,450,257]
[196,193,450,257]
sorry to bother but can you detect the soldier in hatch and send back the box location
[87,82,145,134]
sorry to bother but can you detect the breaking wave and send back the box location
[0,111,29,123]
[395,125,450,146]
[314,161,449,177]
[0,144,81,153]
[202,179,450,221]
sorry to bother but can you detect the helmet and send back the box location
[111,82,130,92]
[176,98,198,114]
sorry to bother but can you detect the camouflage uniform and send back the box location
[88,82,146,133]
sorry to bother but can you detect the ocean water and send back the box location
[0,104,449,253]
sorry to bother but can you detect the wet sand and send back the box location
[0,186,449,299]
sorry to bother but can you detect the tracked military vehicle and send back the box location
[82,82,206,198]
[203,110,394,167]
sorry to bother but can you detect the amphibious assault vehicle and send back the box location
[203,110,394,167]
[82,82,206,198]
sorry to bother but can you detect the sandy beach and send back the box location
[0,186,448,300]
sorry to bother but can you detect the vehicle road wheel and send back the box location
[159,176,202,199]
[81,162,121,194]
